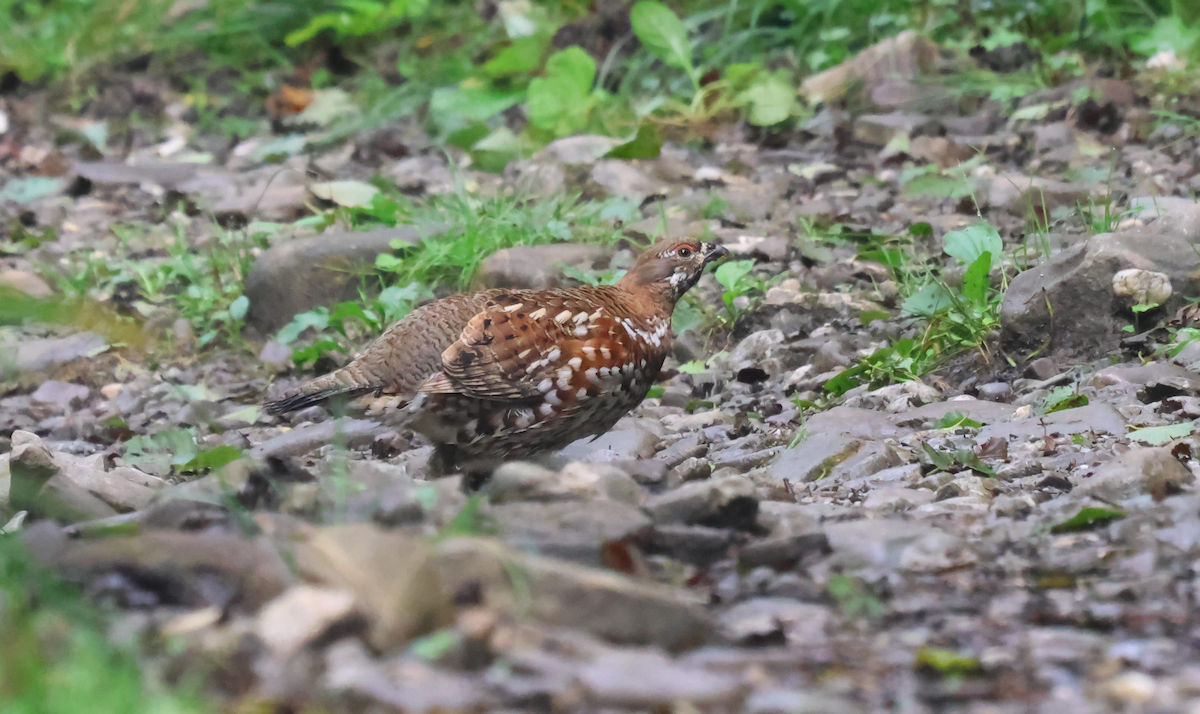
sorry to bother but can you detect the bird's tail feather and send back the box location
[263,371,379,415]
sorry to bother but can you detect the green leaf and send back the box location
[932,412,984,429]
[858,309,891,326]
[901,283,955,317]
[961,252,993,304]
[714,259,755,291]
[0,177,63,205]
[228,295,249,321]
[525,47,597,136]
[276,309,330,345]
[311,180,380,208]
[630,1,694,72]
[605,123,663,160]
[481,35,549,76]
[1133,16,1200,57]
[1041,386,1088,414]
[915,647,983,678]
[943,223,1003,266]
[677,359,707,373]
[179,445,244,474]
[738,69,795,126]
[429,86,523,130]
[1050,506,1124,534]
[1127,421,1196,445]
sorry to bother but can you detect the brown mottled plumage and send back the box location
[264,238,727,475]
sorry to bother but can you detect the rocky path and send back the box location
[6,34,1200,714]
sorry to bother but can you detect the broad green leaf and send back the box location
[630,1,693,72]
[277,309,330,345]
[1050,506,1124,534]
[943,223,1003,266]
[677,360,707,373]
[180,445,244,474]
[901,283,954,317]
[1127,421,1196,445]
[916,647,983,677]
[482,35,549,76]
[1133,16,1200,57]
[714,259,755,291]
[0,177,63,204]
[525,47,597,136]
[1041,386,1088,414]
[228,295,249,321]
[738,69,795,126]
[961,252,992,304]
[932,412,984,429]
[429,86,523,129]
[312,180,380,208]
[606,123,663,160]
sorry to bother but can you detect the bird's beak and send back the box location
[702,243,729,268]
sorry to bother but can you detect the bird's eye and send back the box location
[677,246,693,258]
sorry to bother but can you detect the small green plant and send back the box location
[922,442,996,477]
[931,411,984,430]
[0,535,214,713]
[123,427,244,476]
[713,259,766,324]
[826,573,886,620]
[1039,386,1089,413]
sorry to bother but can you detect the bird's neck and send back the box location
[614,277,679,321]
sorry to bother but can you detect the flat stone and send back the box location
[853,113,929,146]
[3,333,107,378]
[432,536,714,652]
[1076,447,1193,501]
[474,243,614,291]
[243,223,447,335]
[975,403,1126,443]
[643,474,759,530]
[591,161,661,204]
[577,649,744,707]
[490,499,651,566]
[1001,206,1200,355]
[0,269,52,298]
[893,398,1017,427]
[718,597,830,646]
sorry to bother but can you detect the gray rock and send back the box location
[892,398,1017,427]
[717,597,830,646]
[1077,447,1193,501]
[985,172,1097,213]
[490,499,651,566]
[643,474,758,530]
[433,536,715,652]
[30,380,90,410]
[823,518,975,572]
[244,223,446,335]
[577,649,744,707]
[474,243,614,290]
[651,524,737,566]
[852,113,929,146]
[769,433,863,484]
[1001,207,1200,355]
[8,432,120,522]
[591,160,661,204]
[250,418,382,461]
[825,441,901,482]
[746,689,865,714]
[537,134,620,164]
[3,333,108,378]
[255,585,360,658]
[974,403,1125,443]
[559,422,661,463]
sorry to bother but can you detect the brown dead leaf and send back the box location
[266,85,314,120]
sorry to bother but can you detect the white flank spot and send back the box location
[544,391,562,406]
[575,326,589,337]
[585,368,601,384]
[518,348,532,359]
[582,346,596,358]
[546,347,561,363]
[555,309,572,323]
[530,307,547,320]
[538,378,553,393]
[576,388,588,399]
[503,302,524,312]
[573,311,589,324]
[567,357,583,370]
[600,346,612,360]
[539,403,555,416]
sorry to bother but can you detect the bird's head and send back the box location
[620,238,728,305]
